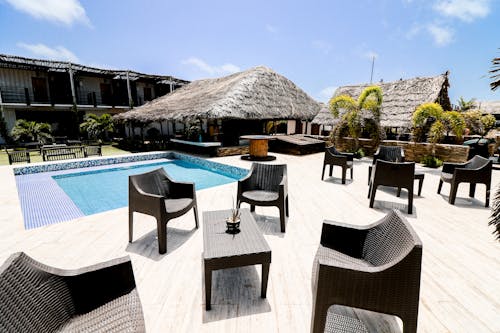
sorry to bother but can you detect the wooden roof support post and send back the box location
[126,70,133,109]
[68,63,77,107]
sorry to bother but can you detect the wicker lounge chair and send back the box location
[369,160,415,214]
[321,146,354,184]
[129,167,199,254]
[237,163,289,232]
[368,145,405,185]
[311,210,422,333]
[0,252,145,332]
[438,155,492,207]
[7,150,30,165]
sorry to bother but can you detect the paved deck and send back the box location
[0,152,499,332]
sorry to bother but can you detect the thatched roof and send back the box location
[477,101,500,115]
[115,66,321,123]
[311,73,450,128]
[0,54,189,84]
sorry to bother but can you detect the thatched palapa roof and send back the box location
[115,66,321,123]
[477,101,500,115]
[312,73,450,128]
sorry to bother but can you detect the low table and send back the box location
[240,135,276,161]
[203,209,271,310]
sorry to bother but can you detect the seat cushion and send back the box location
[242,190,279,202]
[164,198,193,214]
[58,289,145,333]
[346,161,353,168]
[440,172,453,183]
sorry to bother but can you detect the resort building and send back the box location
[115,66,322,146]
[312,73,451,136]
[0,54,189,142]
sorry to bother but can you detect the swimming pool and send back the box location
[14,153,247,229]
[53,159,238,215]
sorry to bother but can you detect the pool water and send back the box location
[53,159,239,215]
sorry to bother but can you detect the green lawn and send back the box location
[0,145,132,166]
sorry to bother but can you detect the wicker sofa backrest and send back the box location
[250,163,286,192]
[0,253,75,332]
[377,146,404,162]
[362,210,415,266]
[466,155,490,169]
[132,168,171,198]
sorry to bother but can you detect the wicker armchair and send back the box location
[0,252,145,332]
[129,167,199,254]
[8,150,30,165]
[369,160,415,214]
[237,163,289,232]
[368,145,405,185]
[321,146,354,184]
[311,210,422,333]
[438,155,492,207]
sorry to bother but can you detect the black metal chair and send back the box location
[311,210,422,333]
[237,163,289,232]
[0,252,145,332]
[368,145,405,185]
[129,168,199,254]
[368,160,415,214]
[321,146,354,184]
[438,155,492,207]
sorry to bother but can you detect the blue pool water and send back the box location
[53,159,239,215]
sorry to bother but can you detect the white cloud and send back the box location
[5,0,91,26]
[265,24,277,33]
[17,42,80,62]
[181,57,240,77]
[312,40,332,54]
[426,24,454,46]
[406,24,423,39]
[434,0,491,22]
[364,51,379,59]
[317,86,338,103]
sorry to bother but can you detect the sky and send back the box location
[0,0,499,105]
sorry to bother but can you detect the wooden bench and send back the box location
[42,146,85,161]
[7,151,31,165]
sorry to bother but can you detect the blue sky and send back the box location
[1,0,498,105]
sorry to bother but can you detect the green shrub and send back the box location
[420,155,443,168]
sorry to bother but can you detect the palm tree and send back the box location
[11,119,52,144]
[457,97,476,112]
[80,113,115,141]
[490,54,500,91]
[489,186,500,240]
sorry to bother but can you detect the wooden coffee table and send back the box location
[203,209,272,310]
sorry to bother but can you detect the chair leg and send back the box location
[250,205,255,212]
[369,185,377,208]
[350,167,353,179]
[437,179,443,194]
[285,196,289,217]
[157,220,167,254]
[397,187,402,197]
[128,210,134,242]
[469,183,476,198]
[418,178,424,196]
[401,312,418,333]
[367,165,372,185]
[310,291,330,333]
[341,167,346,184]
[408,188,413,214]
[279,204,286,233]
[486,184,491,207]
[329,165,333,177]
[449,182,458,205]
[321,164,326,180]
[193,204,199,228]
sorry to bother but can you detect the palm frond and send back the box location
[489,184,500,240]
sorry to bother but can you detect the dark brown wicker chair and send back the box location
[8,150,30,165]
[369,160,415,214]
[438,155,492,207]
[129,167,199,254]
[0,252,145,332]
[322,146,354,184]
[311,210,422,333]
[237,163,289,232]
[368,145,405,185]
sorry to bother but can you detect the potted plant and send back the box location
[226,203,241,234]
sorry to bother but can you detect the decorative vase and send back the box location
[225,217,241,234]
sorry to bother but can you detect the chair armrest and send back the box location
[279,174,288,198]
[339,152,354,161]
[238,171,254,194]
[442,162,466,174]
[320,220,369,258]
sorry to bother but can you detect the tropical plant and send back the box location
[411,103,444,142]
[11,119,52,144]
[0,110,12,144]
[441,111,466,142]
[420,155,443,168]
[463,110,496,136]
[80,113,115,141]
[457,97,476,112]
[428,120,445,144]
[490,53,500,91]
[489,185,500,240]
[329,86,384,149]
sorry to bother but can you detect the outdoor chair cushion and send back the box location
[164,198,194,213]
[241,190,280,202]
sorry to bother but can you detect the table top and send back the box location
[203,209,271,260]
[240,135,276,140]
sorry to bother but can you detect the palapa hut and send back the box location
[312,72,451,134]
[115,66,321,146]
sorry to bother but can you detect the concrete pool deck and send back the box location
[0,152,499,332]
